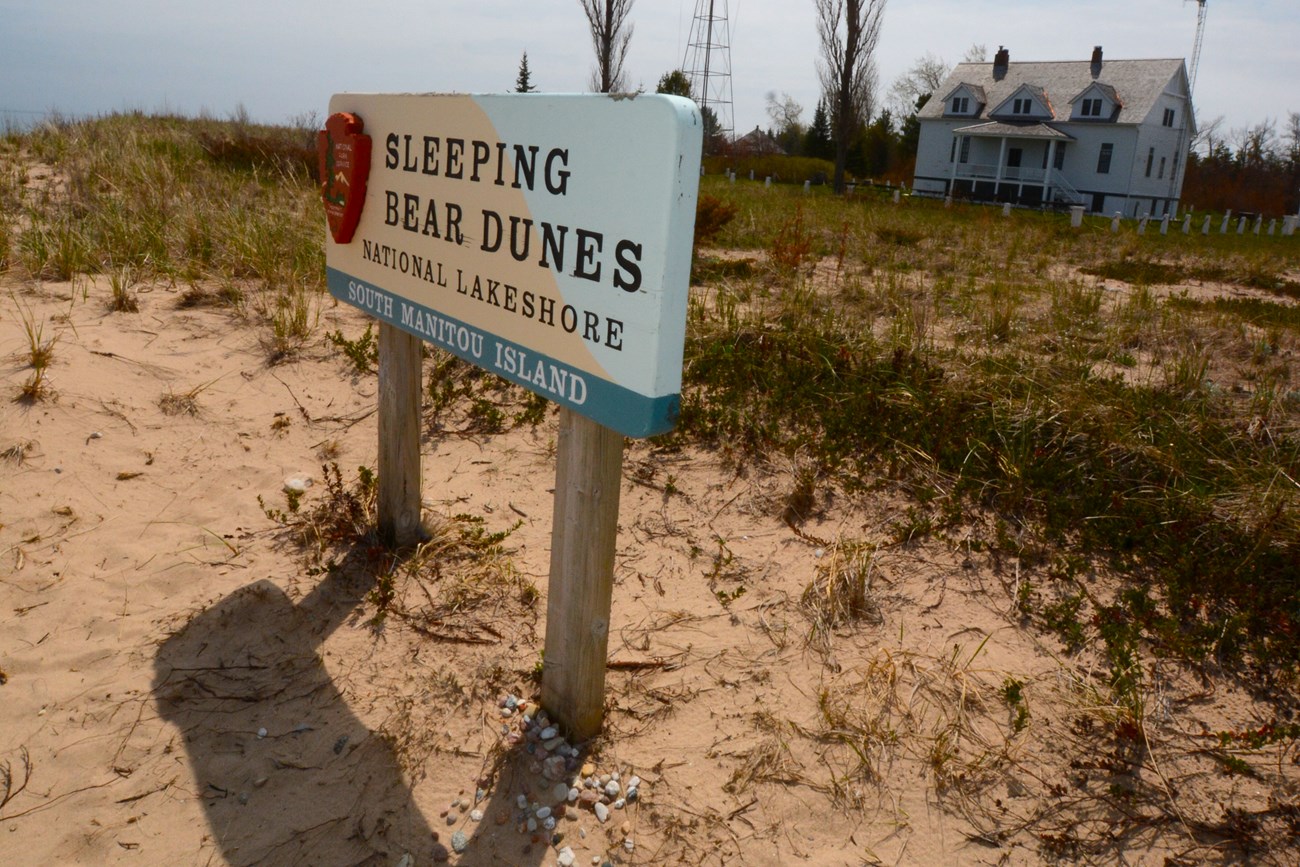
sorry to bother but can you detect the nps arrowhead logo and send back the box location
[318,112,372,244]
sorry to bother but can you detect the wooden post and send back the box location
[377,322,423,548]
[542,408,624,740]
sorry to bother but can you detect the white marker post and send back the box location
[321,93,702,739]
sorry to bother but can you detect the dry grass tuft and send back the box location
[801,539,883,652]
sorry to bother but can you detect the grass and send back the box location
[5,112,1297,673]
[678,175,1300,683]
[4,111,1300,861]
[7,112,324,359]
[13,297,57,402]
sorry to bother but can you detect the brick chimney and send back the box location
[993,46,1010,80]
[1091,45,1103,77]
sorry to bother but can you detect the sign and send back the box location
[318,112,372,244]
[321,93,703,437]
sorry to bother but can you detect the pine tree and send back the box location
[515,52,537,93]
[805,99,834,161]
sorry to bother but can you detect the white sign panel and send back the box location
[323,93,703,437]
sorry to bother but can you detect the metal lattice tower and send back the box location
[1187,0,1208,97]
[682,0,735,145]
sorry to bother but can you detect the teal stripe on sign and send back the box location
[327,268,679,438]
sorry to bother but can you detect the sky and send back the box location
[1,1,1296,144]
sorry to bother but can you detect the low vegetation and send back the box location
[3,113,1298,860]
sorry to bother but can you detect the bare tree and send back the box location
[580,0,635,93]
[1191,111,1224,156]
[765,91,805,134]
[815,0,888,193]
[962,43,988,63]
[887,51,950,118]
[1232,118,1278,168]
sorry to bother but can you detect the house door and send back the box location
[1092,192,1106,214]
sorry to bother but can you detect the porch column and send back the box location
[950,135,960,191]
[995,137,1008,185]
[1044,140,1058,203]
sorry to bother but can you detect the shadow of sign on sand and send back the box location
[152,569,435,865]
[153,561,552,866]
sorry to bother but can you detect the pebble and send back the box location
[604,780,621,798]
[396,855,412,867]
[551,782,570,803]
[257,727,267,739]
[470,810,483,822]
[526,818,538,833]
[445,814,457,826]
[613,798,625,810]
[89,431,103,440]
[557,847,576,867]
[627,775,641,789]
[543,816,556,831]
[517,794,528,810]
[450,830,469,853]
[624,837,635,853]
[625,786,639,803]
[536,806,552,820]
[578,790,601,807]
[594,802,610,823]
[567,787,579,802]
[539,726,558,740]
[282,474,313,494]
[581,763,596,777]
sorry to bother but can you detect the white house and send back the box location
[912,47,1194,217]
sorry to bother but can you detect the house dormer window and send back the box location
[1162,108,1176,127]
[1081,98,1102,117]
[952,96,969,114]
[1013,98,1032,115]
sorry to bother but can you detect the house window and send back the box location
[1145,147,1155,177]
[1054,143,1067,170]
[1162,108,1176,127]
[1013,98,1032,115]
[951,96,969,114]
[1097,143,1113,174]
[1158,156,1166,179]
[959,136,971,164]
[1081,98,1102,117]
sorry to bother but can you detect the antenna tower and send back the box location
[682,0,735,146]
[1186,0,1208,96]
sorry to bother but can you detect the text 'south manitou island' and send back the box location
[343,278,590,406]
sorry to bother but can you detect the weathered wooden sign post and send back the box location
[319,93,703,739]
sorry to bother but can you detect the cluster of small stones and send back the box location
[479,693,645,866]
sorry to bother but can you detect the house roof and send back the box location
[953,121,1074,140]
[918,57,1187,125]
[1069,81,1121,106]
[941,82,987,105]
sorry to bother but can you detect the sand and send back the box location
[2,272,1297,866]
